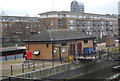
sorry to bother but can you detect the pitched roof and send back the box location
[24,29,94,42]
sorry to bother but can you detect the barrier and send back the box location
[15,62,76,79]
[15,60,119,80]
[0,54,24,61]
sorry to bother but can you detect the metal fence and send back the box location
[2,77,66,81]
[1,54,24,61]
[2,60,66,77]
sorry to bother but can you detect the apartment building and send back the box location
[118,1,120,40]
[1,16,40,45]
[39,11,118,45]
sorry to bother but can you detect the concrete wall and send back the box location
[16,60,119,80]
[16,62,76,79]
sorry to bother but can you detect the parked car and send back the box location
[112,65,120,71]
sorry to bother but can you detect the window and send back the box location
[87,26,91,31]
[101,21,105,26]
[62,43,67,46]
[5,24,8,26]
[84,40,88,44]
[87,21,91,26]
[68,20,75,26]
[110,27,113,31]
[69,26,75,30]
[46,44,49,47]
[33,50,40,55]
[62,47,66,53]
[101,26,104,31]
[76,20,80,26]
[110,22,112,26]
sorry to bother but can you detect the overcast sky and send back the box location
[0,0,119,17]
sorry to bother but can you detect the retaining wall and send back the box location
[16,60,119,80]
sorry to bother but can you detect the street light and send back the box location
[25,26,30,51]
[25,26,30,68]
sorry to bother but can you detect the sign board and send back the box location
[26,51,32,59]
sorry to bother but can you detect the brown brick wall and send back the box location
[106,38,114,47]
[25,39,93,60]
[26,43,53,60]
[83,40,93,48]
[40,18,58,30]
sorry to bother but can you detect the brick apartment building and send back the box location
[1,11,118,47]
[1,16,40,46]
[118,1,120,41]
[39,11,118,46]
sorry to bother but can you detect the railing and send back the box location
[2,60,68,77]
[0,54,24,61]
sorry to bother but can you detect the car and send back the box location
[112,65,120,71]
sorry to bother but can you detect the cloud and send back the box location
[0,0,119,16]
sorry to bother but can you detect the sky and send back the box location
[0,0,119,17]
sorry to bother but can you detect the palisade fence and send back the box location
[2,60,70,81]
[2,46,120,77]
[2,61,79,81]
[2,60,67,77]
[2,45,120,81]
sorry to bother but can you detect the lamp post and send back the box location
[25,26,30,68]
[25,26,30,51]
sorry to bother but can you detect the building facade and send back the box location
[24,29,94,60]
[1,16,40,46]
[71,0,84,12]
[39,11,118,40]
[118,1,120,39]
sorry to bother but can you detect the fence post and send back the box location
[33,62,35,71]
[22,63,24,73]
[107,48,109,60]
[43,61,44,68]
[9,77,11,81]
[59,47,62,64]
[15,55,16,60]
[11,66,13,76]
[28,60,30,68]
[5,55,7,61]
